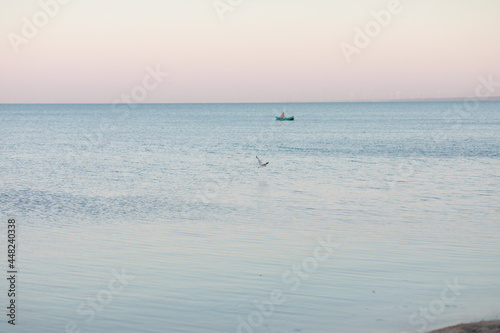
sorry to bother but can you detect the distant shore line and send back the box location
[430,319,500,333]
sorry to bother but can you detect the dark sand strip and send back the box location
[430,320,500,333]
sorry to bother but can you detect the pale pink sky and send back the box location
[1,0,499,103]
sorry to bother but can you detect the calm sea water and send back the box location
[0,102,499,333]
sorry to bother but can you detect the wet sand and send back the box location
[430,320,500,333]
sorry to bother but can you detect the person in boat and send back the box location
[279,112,286,119]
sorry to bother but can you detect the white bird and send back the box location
[256,156,269,168]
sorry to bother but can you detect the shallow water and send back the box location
[0,102,499,332]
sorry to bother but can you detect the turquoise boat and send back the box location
[275,116,294,121]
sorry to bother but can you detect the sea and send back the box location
[0,102,499,333]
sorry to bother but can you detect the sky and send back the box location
[1,0,500,103]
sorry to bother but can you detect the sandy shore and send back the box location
[430,320,500,333]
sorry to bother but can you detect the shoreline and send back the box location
[430,320,500,333]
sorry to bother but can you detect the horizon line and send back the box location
[1,96,500,105]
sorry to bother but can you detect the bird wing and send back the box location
[256,156,263,166]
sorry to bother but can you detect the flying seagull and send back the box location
[256,156,269,168]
